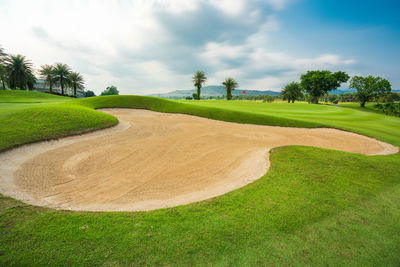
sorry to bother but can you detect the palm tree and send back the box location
[6,54,35,90]
[192,71,207,100]
[0,46,8,89]
[0,45,7,64]
[26,72,37,91]
[69,72,85,97]
[0,64,7,90]
[281,82,303,103]
[222,77,238,100]
[39,64,56,93]
[53,63,71,95]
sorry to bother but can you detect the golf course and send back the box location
[1,90,400,265]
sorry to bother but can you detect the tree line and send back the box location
[192,70,393,108]
[280,70,392,107]
[0,45,84,97]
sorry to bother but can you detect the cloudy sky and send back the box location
[1,0,399,95]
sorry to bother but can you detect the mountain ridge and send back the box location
[148,85,400,99]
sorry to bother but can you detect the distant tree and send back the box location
[0,64,7,90]
[382,92,400,103]
[0,46,7,89]
[192,71,207,100]
[192,93,198,99]
[0,45,7,64]
[39,64,56,93]
[328,94,338,103]
[300,70,349,104]
[263,95,274,103]
[84,90,96,97]
[185,96,193,100]
[222,77,238,100]
[53,63,71,95]
[26,72,37,90]
[101,86,119,96]
[69,72,85,97]
[5,54,35,90]
[281,82,303,103]
[349,75,392,107]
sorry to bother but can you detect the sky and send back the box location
[1,0,399,95]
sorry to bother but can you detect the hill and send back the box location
[149,86,400,99]
[148,85,281,99]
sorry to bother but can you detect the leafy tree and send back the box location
[349,75,392,107]
[300,70,349,104]
[263,95,274,103]
[0,64,7,90]
[5,54,35,90]
[281,82,303,103]
[328,94,338,103]
[53,63,71,95]
[101,86,119,96]
[222,77,238,100]
[192,93,198,100]
[69,72,85,97]
[382,92,400,103]
[39,64,56,93]
[192,71,207,100]
[84,90,96,97]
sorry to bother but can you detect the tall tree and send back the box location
[39,64,56,93]
[281,82,303,103]
[6,54,35,90]
[26,72,37,91]
[0,64,7,90]
[53,63,71,95]
[300,70,349,104]
[192,71,207,100]
[0,46,7,64]
[0,45,7,89]
[69,72,85,97]
[222,77,238,100]
[349,75,392,107]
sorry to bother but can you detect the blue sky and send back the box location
[1,0,399,94]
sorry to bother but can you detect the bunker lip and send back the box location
[0,108,397,212]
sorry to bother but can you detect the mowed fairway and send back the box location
[180,100,400,146]
[1,91,400,266]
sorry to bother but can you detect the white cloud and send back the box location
[0,0,359,94]
[294,54,356,69]
[208,0,246,16]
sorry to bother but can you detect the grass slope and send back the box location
[0,91,400,265]
[0,90,69,103]
[180,100,400,146]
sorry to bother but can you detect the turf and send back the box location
[179,100,400,146]
[0,91,400,266]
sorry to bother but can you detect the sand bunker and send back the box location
[0,109,397,211]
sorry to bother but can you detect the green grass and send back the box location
[179,100,400,146]
[0,90,70,103]
[0,91,400,266]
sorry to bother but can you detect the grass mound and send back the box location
[74,95,322,128]
[0,90,70,103]
[0,104,117,151]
